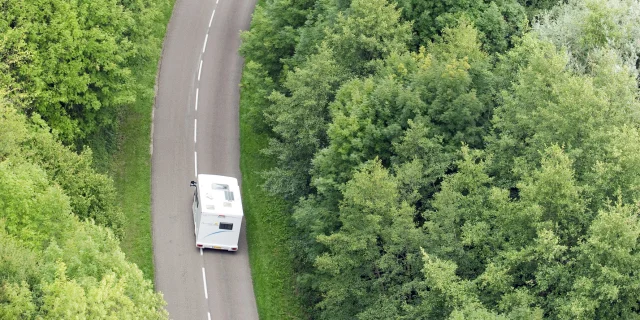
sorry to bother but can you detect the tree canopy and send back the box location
[241,0,640,318]
[0,0,169,315]
[0,104,167,318]
[0,0,168,144]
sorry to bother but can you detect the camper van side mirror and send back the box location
[190,181,197,187]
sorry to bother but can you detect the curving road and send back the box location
[151,0,258,319]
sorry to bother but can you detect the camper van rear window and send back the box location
[219,222,233,230]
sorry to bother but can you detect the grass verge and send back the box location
[109,2,175,281]
[110,86,154,280]
[240,81,305,319]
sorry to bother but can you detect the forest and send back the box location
[0,0,169,317]
[240,0,640,318]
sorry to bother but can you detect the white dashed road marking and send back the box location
[209,10,216,28]
[202,267,208,299]
[198,2,223,316]
[202,34,208,53]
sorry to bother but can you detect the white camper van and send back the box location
[190,174,243,251]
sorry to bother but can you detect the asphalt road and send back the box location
[151,0,258,319]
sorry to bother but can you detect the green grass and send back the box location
[108,2,175,282]
[110,79,155,280]
[240,83,305,319]
[110,93,154,280]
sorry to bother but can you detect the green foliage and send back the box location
[396,0,528,53]
[239,64,306,318]
[259,0,414,202]
[0,0,167,143]
[535,0,640,75]
[240,0,315,79]
[0,231,39,319]
[518,146,588,246]
[416,145,640,319]
[240,61,275,134]
[263,45,349,201]
[489,34,640,208]
[0,225,168,319]
[315,159,424,319]
[0,159,74,249]
[423,147,497,278]
[391,118,451,209]
[240,0,640,318]
[310,23,493,205]
[0,104,166,318]
[311,76,423,198]
[415,23,495,149]
[0,104,123,237]
[324,0,412,75]
[564,203,640,319]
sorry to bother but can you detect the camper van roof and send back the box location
[197,174,244,217]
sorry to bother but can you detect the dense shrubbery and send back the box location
[241,0,640,318]
[0,0,169,316]
[0,0,167,144]
[0,106,167,318]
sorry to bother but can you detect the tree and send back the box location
[324,0,412,76]
[262,45,348,201]
[0,224,168,319]
[0,136,166,318]
[391,117,451,210]
[488,34,640,199]
[238,0,640,318]
[0,158,74,249]
[413,22,495,150]
[311,75,425,201]
[534,0,640,75]
[240,61,275,134]
[0,0,168,143]
[0,228,38,319]
[396,0,527,54]
[517,145,588,247]
[240,0,315,79]
[315,159,423,319]
[561,203,640,319]
[311,23,493,205]
[415,144,640,319]
[423,147,500,279]
[0,104,123,237]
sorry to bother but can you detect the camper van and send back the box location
[190,174,243,251]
